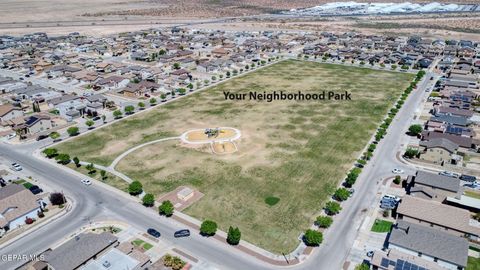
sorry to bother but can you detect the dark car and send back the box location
[36,134,49,141]
[174,229,190,238]
[460,174,477,182]
[29,185,43,195]
[92,116,101,121]
[147,228,161,238]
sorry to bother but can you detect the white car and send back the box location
[81,179,92,186]
[11,163,23,171]
[5,133,16,140]
[392,168,404,174]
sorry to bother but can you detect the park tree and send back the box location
[200,220,218,236]
[325,201,342,215]
[73,156,80,167]
[227,226,241,245]
[100,169,107,180]
[408,124,423,136]
[334,188,350,201]
[85,120,94,129]
[303,229,323,246]
[49,131,60,141]
[177,88,186,95]
[124,105,135,115]
[138,102,145,110]
[187,83,193,90]
[113,110,123,119]
[55,153,71,165]
[142,193,155,207]
[85,163,96,174]
[42,148,58,158]
[160,94,166,101]
[158,200,174,216]
[128,181,143,195]
[67,126,79,136]
[315,216,333,228]
[150,97,157,105]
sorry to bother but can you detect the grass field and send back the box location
[57,60,413,253]
[468,257,480,270]
[371,219,393,233]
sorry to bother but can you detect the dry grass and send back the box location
[58,60,413,252]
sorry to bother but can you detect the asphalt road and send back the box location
[0,68,435,270]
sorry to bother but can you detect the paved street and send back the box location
[0,64,435,270]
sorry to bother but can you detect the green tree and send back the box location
[394,175,402,185]
[227,226,241,245]
[404,148,419,158]
[391,64,397,70]
[67,126,79,136]
[102,115,106,123]
[200,220,218,236]
[42,148,58,158]
[408,124,423,136]
[85,120,94,129]
[142,193,155,207]
[187,83,193,90]
[128,181,143,195]
[100,169,107,180]
[304,229,323,246]
[177,88,186,95]
[355,263,370,270]
[85,163,96,174]
[325,201,342,215]
[124,105,135,115]
[113,110,123,119]
[160,94,166,100]
[226,71,231,77]
[138,102,145,109]
[315,216,333,228]
[55,153,71,165]
[158,200,174,216]
[73,156,80,167]
[173,63,180,69]
[49,131,60,140]
[334,188,350,201]
[149,98,157,105]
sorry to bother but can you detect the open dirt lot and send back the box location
[57,60,413,253]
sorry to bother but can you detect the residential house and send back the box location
[406,171,461,202]
[418,138,461,166]
[396,196,480,240]
[48,95,85,121]
[41,232,119,270]
[388,220,468,270]
[14,114,53,137]
[0,104,24,125]
[371,249,446,270]
[0,184,43,232]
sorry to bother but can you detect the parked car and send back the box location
[0,178,6,187]
[11,163,23,171]
[92,116,101,121]
[366,251,374,257]
[5,133,16,140]
[382,194,401,202]
[464,182,480,189]
[36,134,49,141]
[174,229,190,238]
[460,174,477,182]
[392,168,404,174]
[147,228,161,238]
[348,188,355,197]
[81,179,92,186]
[439,171,460,178]
[29,185,43,195]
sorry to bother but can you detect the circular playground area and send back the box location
[180,127,241,154]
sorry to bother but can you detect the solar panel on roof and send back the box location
[404,262,411,270]
[396,259,404,270]
[381,258,390,267]
[411,265,418,270]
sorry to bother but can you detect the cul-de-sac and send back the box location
[1,1,480,270]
